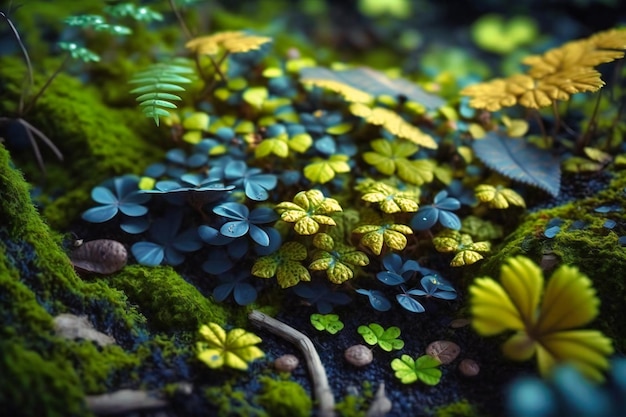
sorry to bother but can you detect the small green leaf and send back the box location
[391,354,442,385]
[310,314,344,334]
[358,323,404,351]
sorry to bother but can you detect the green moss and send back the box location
[0,145,163,413]
[255,376,312,417]
[430,399,484,417]
[107,265,229,331]
[0,56,165,229]
[0,341,89,417]
[206,383,268,417]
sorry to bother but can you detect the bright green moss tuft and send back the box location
[108,265,229,331]
[0,342,90,417]
[255,376,312,417]
[431,399,484,417]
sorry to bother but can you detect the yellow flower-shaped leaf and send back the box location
[197,323,264,371]
[475,184,526,209]
[470,277,526,335]
[312,233,335,251]
[432,230,459,252]
[536,330,613,381]
[499,257,543,327]
[535,264,599,334]
[450,250,484,267]
[470,256,613,381]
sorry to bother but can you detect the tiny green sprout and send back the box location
[358,323,404,352]
[391,354,442,385]
[310,313,344,334]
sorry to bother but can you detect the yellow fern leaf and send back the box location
[186,31,272,55]
[459,78,517,111]
[302,79,373,103]
[349,104,437,148]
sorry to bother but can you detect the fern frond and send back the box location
[185,31,272,56]
[461,27,626,111]
[129,60,194,126]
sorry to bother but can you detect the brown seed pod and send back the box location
[70,239,127,275]
[344,344,373,367]
[426,340,461,364]
[458,358,480,377]
[274,354,299,372]
[449,318,471,329]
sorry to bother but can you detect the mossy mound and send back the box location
[107,265,229,331]
[478,170,626,354]
[0,146,219,416]
[0,56,166,230]
[255,376,312,417]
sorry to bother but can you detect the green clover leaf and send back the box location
[391,354,442,385]
[357,323,405,352]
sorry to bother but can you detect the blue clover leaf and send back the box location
[293,281,351,314]
[213,202,278,246]
[356,288,391,312]
[411,190,461,231]
[212,270,257,306]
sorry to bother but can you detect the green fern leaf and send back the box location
[129,60,194,126]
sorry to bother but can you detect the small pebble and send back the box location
[53,313,116,347]
[426,340,461,364]
[449,318,471,328]
[344,344,373,367]
[274,354,299,372]
[458,358,480,377]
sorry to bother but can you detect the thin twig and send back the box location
[248,310,336,417]
[578,89,603,153]
[0,10,33,114]
[23,54,71,114]
[169,0,193,40]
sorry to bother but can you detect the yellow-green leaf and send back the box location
[536,264,599,333]
[450,250,484,267]
[470,277,526,335]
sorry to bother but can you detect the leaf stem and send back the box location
[248,310,336,417]
[0,10,33,115]
[578,89,603,153]
[23,54,71,115]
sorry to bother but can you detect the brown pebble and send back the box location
[344,344,373,367]
[458,358,480,377]
[426,340,461,364]
[70,239,127,274]
[449,318,471,328]
[274,354,299,372]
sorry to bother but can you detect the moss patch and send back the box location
[255,376,312,417]
[107,265,229,331]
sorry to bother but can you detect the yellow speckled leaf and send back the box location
[313,233,334,251]
[280,210,307,223]
[294,217,320,235]
[383,229,408,251]
[311,215,336,226]
[328,262,354,284]
[361,231,384,255]
[450,250,483,267]
[277,262,311,288]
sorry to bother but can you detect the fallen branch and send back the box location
[248,310,336,417]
